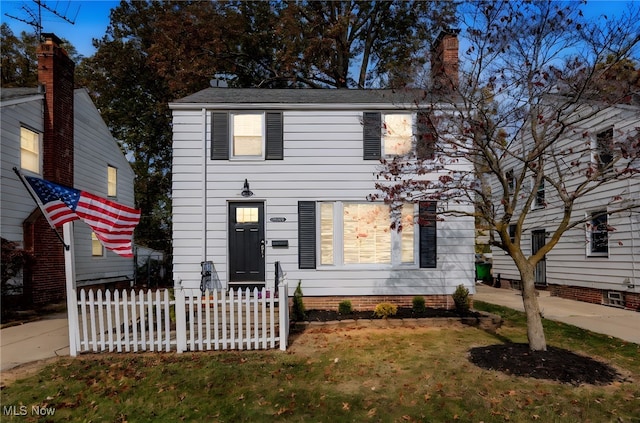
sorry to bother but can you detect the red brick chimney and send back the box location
[431,29,460,92]
[37,33,74,186]
[24,33,75,306]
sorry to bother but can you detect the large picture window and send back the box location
[319,202,415,266]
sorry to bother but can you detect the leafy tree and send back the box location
[372,0,640,351]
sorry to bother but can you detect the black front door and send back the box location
[229,202,265,283]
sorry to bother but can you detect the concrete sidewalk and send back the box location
[1,313,70,372]
[473,284,640,344]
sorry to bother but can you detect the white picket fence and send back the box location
[72,282,289,355]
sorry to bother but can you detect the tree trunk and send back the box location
[519,266,547,351]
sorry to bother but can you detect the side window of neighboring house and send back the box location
[587,211,609,256]
[20,126,41,174]
[363,111,436,160]
[595,128,614,175]
[107,165,117,197]
[211,111,283,160]
[299,201,436,269]
[506,169,515,194]
[91,232,104,257]
[533,177,545,209]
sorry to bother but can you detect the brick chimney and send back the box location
[37,33,74,186]
[431,29,460,92]
[24,33,75,306]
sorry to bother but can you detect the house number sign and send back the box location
[270,217,286,222]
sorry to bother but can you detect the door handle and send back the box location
[260,240,265,258]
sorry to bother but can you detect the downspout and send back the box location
[628,178,638,291]
[202,108,208,264]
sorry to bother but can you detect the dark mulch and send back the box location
[469,343,623,386]
[302,306,479,322]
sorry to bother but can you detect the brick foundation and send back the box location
[550,284,640,311]
[300,295,455,311]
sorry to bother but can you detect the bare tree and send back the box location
[372,0,640,351]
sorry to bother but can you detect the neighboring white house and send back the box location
[1,34,136,306]
[491,103,640,310]
[169,88,475,309]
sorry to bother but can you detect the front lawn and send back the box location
[1,302,638,422]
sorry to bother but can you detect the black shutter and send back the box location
[211,112,229,160]
[298,201,316,269]
[416,111,436,160]
[363,112,381,160]
[419,201,437,268]
[265,112,283,160]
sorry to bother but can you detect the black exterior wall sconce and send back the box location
[241,179,254,197]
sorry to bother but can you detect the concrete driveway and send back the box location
[473,284,640,344]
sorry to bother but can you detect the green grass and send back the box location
[1,303,639,422]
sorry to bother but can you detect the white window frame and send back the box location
[107,165,117,197]
[20,126,42,175]
[382,113,414,157]
[230,112,265,160]
[586,210,609,257]
[593,127,614,176]
[318,201,417,269]
[532,177,545,209]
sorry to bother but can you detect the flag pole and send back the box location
[13,167,69,251]
[63,221,79,357]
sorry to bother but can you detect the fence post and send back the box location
[174,282,187,353]
[278,278,289,351]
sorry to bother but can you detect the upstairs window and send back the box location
[20,126,41,174]
[587,211,608,256]
[107,166,117,197]
[533,178,545,209]
[232,113,264,157]
[595,128,614,175]
[506,169,516,194]
[363,111,436,160]
[211,112,283,160]
[383,113,412,156]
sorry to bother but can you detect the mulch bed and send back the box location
[468,343,623,386]
[302,307,478,322]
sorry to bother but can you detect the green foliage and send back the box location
[452,285,471,316]
[412,296,426,314]
[292,280,306,321]
[338,300,353,315]
[373,302,398,319]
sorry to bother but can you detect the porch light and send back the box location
[241,179,254,197]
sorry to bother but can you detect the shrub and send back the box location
[412,296,426,314]
[373,302,398,319]
[452,284,471,316]
[292,280,306,321]
[338,300,353,315]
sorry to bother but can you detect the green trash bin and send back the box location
[475,263,492,282]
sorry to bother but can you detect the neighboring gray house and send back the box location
[491,103,640,310]
[1,34,136,306]
[169,88,475,309]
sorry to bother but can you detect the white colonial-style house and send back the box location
[491,102,640,310]
[169,87,476,309]
[1,34,136,307]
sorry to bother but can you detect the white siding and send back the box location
[172,108,475,297]
[491,105,640,293]
[73,89,136,286]
[1,96,44,243]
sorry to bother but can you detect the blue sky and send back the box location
[1,0,637,58]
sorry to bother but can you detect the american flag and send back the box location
[23,175,140,258]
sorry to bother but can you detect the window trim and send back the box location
[586,210,609,257]
[20,125,42,175]
[229,112,266,160]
